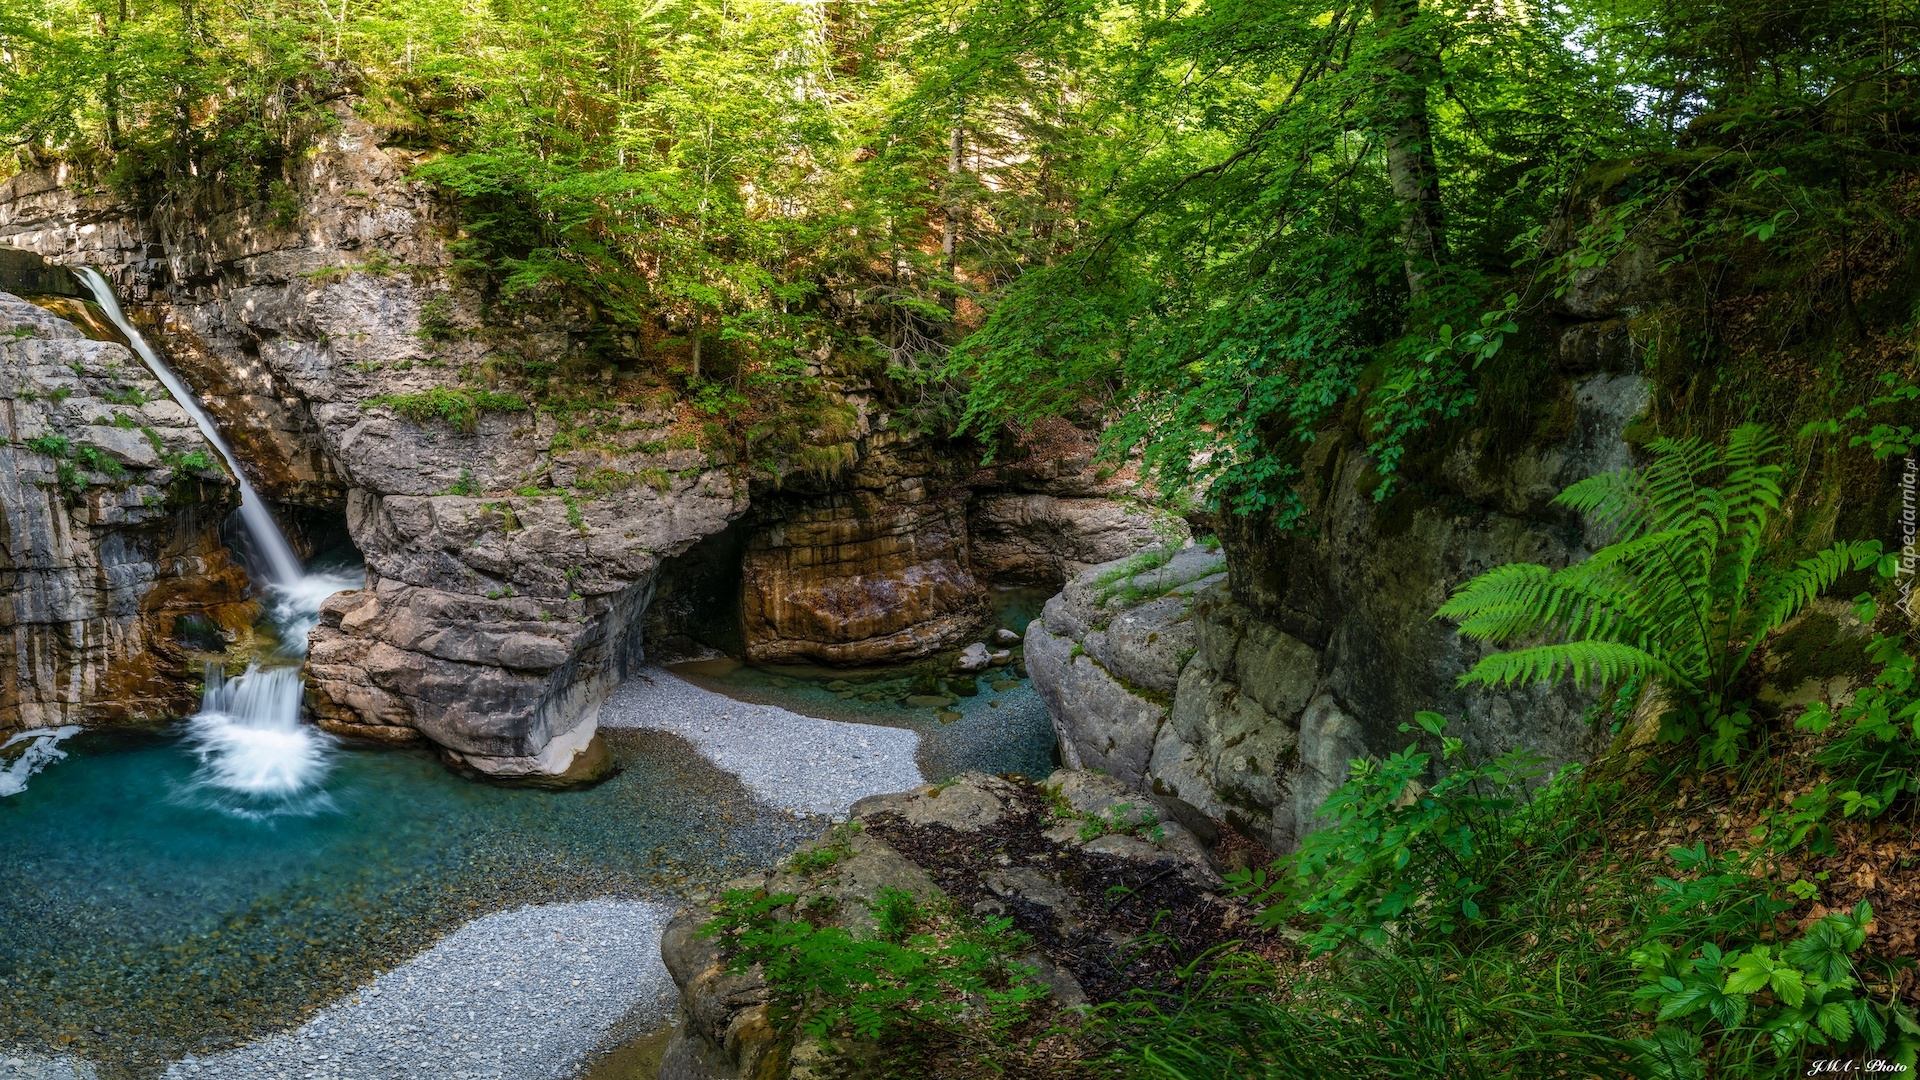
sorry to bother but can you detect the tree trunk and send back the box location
[1372,0,1445,300]
[101,0,126,150]
[689,317,702,382]
[941,122,963,314]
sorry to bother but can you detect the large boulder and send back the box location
[658,771,1248,1079]
[1023,543,1226,786]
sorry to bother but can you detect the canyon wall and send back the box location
[0,103,1171,774]
[0,291,251,732]
[1029,340,1653,851]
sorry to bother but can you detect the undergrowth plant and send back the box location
[1437,424,1883,765]
[1633,891,1919,1075]
[1772,632,1920,855]
[701,886,1044,1045]
[1228,712,1551,953]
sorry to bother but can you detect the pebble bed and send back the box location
[163,901,674,1080]
[0,1056,94,1079]
[599,670,927,818]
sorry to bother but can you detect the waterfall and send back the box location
[186,666,331,801]
[69,267,363,810]
[72,267,304,586]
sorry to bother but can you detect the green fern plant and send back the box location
[1436,424,1882,764]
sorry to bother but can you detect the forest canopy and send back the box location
[4,0,1918,516]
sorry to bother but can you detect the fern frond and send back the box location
[1456,640,1681,693]
[1727,541,1883,682]
[1441,561,1651,647]
[1555,470,1652,540]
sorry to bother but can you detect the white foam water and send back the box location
[185,666,335,814]
[73,266,304,586]
[0,725,83,797]
[72,267,365,811]
[267,569,366,651]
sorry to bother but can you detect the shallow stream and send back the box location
[670,587,1060,782]
[0,723,813,1068]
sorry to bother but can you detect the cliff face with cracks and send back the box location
[0,102,1173,776]
[0,291,251,732]
[0,107,748,777]
[1027,314,1655,851]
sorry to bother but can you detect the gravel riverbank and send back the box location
[164,900,675,1080]
[598,668,927,818]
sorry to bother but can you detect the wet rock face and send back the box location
[0,292,251,731]
[1028,371,1649,851]
[741,436,990,666]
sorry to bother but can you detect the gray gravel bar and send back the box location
[599,668,926,817]
[0,1056,94,1079]
[163,900,675,1080]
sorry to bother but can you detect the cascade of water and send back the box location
[0,726,82,798]
[72,267,304,586]
[70,267,362,809]
[186,665,331,800]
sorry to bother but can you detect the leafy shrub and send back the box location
[443,468,480,496]
[167,449,219,474]
[99,386,153,406]
[73,445,126,479]
[1633,898,1919,1074]
[1072,801,1166,844]
[787,822,861,875]
[1230,711,1550,953]
[415,294,456,341]
[701,887,1045,1042]
[24,435,71,457]
[573,467,634,495]
[366,388,528,432]
[1437,424,1882,765]
[1773,633,1920,854]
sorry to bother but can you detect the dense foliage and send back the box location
[10,1,1919,511]
[7,3,1920,1078]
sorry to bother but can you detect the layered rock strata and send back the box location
[0,291,251,731]
[1028,371,1651,850]
[741,432,991,666]
[0,110,746,777]
[965,417,1174,589]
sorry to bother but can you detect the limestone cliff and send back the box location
[0,102,1173,776]
[0,291,250,732]
[0,110,748,776]
[1027,367,1651,851]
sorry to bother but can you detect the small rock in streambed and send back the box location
[988,649,1013,666]
[995,628,1023,645]
[903,694,955,709]
[953,642,992,672]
